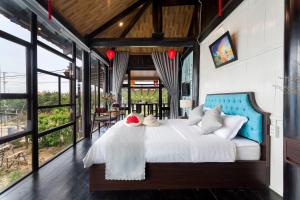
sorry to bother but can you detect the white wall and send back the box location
[199,0,284,195]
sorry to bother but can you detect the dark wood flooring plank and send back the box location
[193,189,216,200]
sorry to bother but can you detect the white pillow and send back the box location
[214,115,248,139]
[204,106,225,115]
[200,105,223,134]
[186,104,204,125]
[143,115,160,127]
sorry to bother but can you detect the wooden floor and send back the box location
[0,133,282,200]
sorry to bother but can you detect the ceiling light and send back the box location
[119,22,124,27]
[38,27,42,31]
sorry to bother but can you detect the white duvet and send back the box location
[83,119,236,169]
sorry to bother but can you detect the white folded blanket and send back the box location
[85,121,146,180]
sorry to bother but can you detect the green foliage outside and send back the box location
[122,88,169,105]
[8,171,23,183]
[38,92,73,149]
[0,99,25,111]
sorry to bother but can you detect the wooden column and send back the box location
[178,58,183,116]
[127,69,131,113]
[152,0,164,38]
[83,51,91,138]
[192,43,200,108]
[71,42,77,145]
[30,13,38,172]
[159,80,163,119]
[191,0,201,108]
[284,0,300,199]
[105,65,109,93]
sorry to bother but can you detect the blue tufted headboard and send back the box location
[204,93,269,144]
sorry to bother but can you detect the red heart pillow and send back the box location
[126,115,140,124]
[124,113,143,127]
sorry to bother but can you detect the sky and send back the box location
[0,14,82,94]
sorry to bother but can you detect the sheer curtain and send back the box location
[112,52,129,101]
[151,52,179,119]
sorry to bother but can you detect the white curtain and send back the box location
[112,52,129,99]
[151,52,179,119]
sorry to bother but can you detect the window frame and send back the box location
[0,31,32,145]
[36,36,77,164]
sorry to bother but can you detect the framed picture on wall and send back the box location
[209,31,238,68]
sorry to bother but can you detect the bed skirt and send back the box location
[89,161,269,191]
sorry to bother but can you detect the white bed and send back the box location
[83,119,260,168]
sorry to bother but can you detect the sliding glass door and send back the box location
[0,0,32,191]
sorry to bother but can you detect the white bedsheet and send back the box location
[232,136,261,160]
[83,119,237,167]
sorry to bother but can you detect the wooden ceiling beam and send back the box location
[187,6,197,38]
[194,1,201,38]
[162,0,198,7]
[120,1,151,38]
[152,0,164,39]
[86,0,148,39]
[90,38,195,47]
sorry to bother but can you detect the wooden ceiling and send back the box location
[44,0,233,56]
[51,0,138,36]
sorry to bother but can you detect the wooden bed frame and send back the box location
[89,92,270,191]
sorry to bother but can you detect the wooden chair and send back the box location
[119,107,126,120]
[91,108,117,135]
[112,103,124,120]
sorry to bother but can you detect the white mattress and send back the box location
[232,136,261,160]
[144,119,236,163]
[83,119,260,168]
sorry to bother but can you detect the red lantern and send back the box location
[168,49,176,60]
[106,49,115,61]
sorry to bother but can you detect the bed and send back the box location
[85,92,270,191]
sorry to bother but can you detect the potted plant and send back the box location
[101,93,114,110]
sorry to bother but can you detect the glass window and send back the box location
[0,38,27,93]
[0,136,32,192]
[76,117,83,141]
[75,48,83,141]
[61,78,70,105]
[38,73,59,106]
[37,46,72,76]
[38,126,73,166]
[0,0,31,42]
[76,47,83,68]
[90,85,96,113]
[37,17,73,57]
[38,108,71,133]
[181,52,193,100]
[0,99,28,137]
